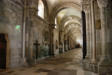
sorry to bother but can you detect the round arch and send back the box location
[37,0,49,20]
[64,25,81,34]
[61,15,81,23]
[49,2,81,24]
[64,22,81,30]
[61,15,81,26]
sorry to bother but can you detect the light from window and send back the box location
[38,0,44,18]
[76,38,83,46]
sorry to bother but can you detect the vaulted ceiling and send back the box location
[47,0,81,7]
[39,0,82,44]
[55,8,82,42]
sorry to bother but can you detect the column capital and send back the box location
[82,0,92,13]
[97,0,109,8]
[82,4,91,13]
[49,24,55,29]
[29,7,38,16]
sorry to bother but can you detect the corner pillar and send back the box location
[97,0,112,74]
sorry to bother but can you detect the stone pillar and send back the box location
[82,2,93,71]
[91,0,96,63]
[61,32,65,52]
[89,0,99,72]
[82,0,98,72]
[88,4,92,62]
[22,0,28,65]
[65,35,68,51]
[49,24,55,56]
[64,34,68,51]
[97,0,112,74]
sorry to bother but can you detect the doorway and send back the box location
[82,11,87,59]
[0,34,8,69]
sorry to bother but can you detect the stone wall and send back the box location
[32,17,50,58]
[25,15,50,64]
[0,0,24,68]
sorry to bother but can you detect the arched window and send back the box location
[38,0,44,18]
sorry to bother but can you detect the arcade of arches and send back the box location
[0,0,112,75]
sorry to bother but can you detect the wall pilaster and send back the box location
[97,0,112,74]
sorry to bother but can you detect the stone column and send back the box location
[89,0,99,72]
[49,24,55,56]
[88,4,92,62]
[97,0,112,74]
[82,0,98,72]
[65,34,68,51]
[91,0,96,63]
[22,0,28,65]
[61,31,65,52]
[82,2,93,71]
[83,3,91,60]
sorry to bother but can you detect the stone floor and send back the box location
[0,48,97,75]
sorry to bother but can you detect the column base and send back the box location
[83,57,98,73]
[20,58,29,67]
[98,58,112,75]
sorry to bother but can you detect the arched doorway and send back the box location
[82,11,87,59]
[0,34,9,69]
[50,5,83,59]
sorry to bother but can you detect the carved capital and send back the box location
[82,4,90,13]
[82,0,91,13]
[97,0,109,8]
[29,7,38,16]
